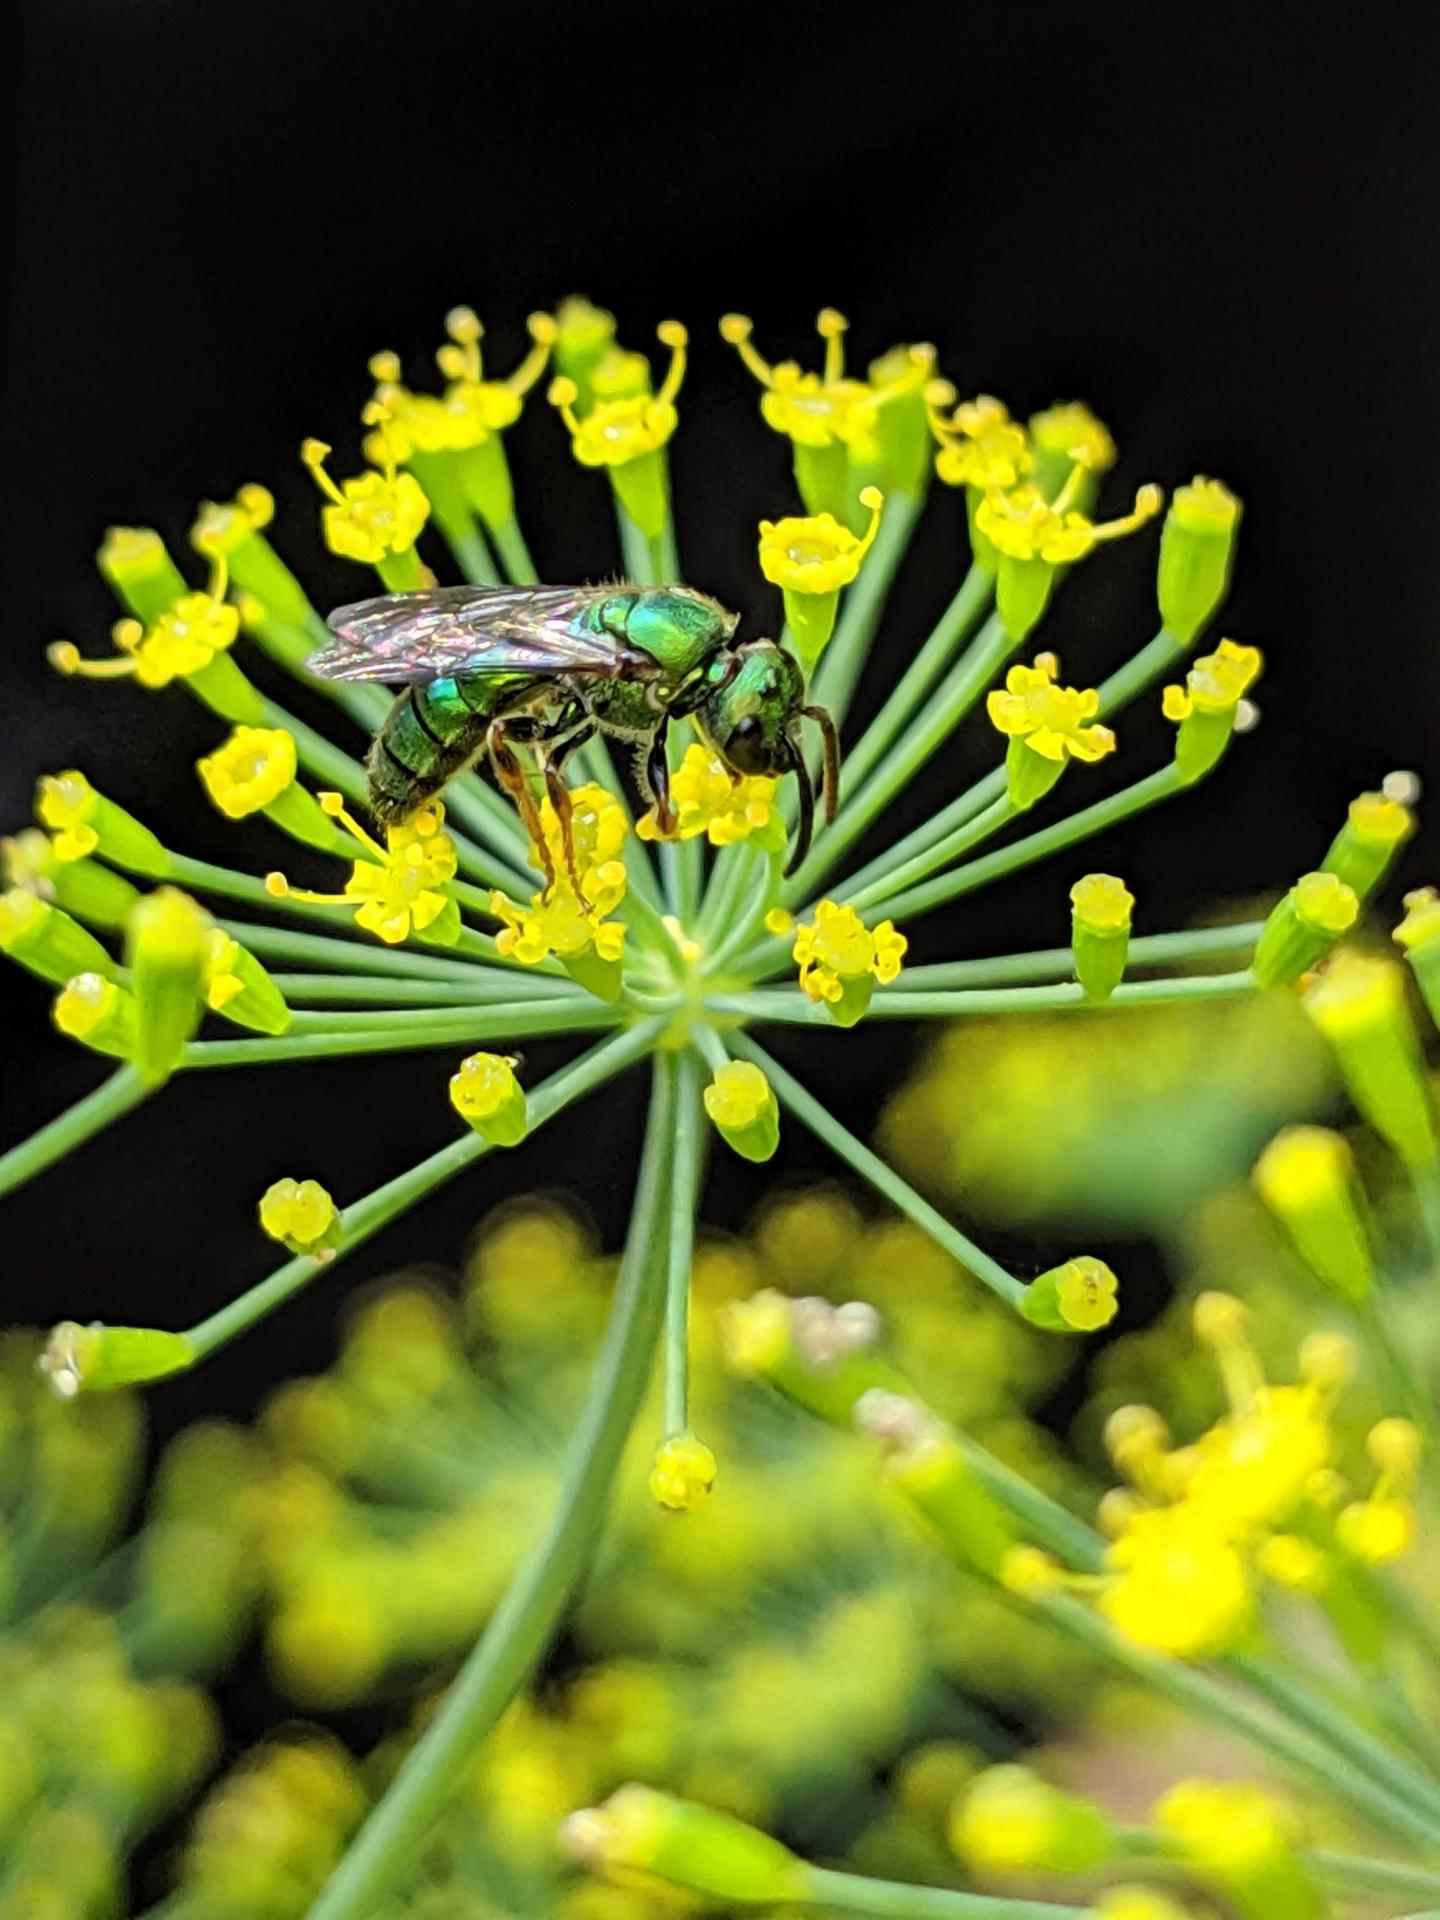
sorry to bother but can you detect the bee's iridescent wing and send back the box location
[309,586,655,685]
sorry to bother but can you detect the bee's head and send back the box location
[698,640,840,874]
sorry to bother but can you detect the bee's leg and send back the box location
[643,720,677,836]
[537,730,594,906]
[487,719,555,895]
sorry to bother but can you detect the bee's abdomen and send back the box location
[367,680,489,825]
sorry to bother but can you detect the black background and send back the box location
[5,1,1440,1438]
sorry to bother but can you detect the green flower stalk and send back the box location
[0,294,1414,1917]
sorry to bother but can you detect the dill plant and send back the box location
[0,297,1431,1916]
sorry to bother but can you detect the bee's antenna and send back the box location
[803,705,841,823]
[783,733,814,877]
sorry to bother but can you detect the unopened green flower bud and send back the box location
[0,888,114,986]
[97,525,189,624]
[722,1289,897,1426]
[1322,790,1416,901]
[1305,954,1438,1169]
[53,972,137,1059]
[1395,886,1440,1027]
[1252,871,1359,989]
[703,1061,780,1162]
[996,553,1058,642]
[1162,639,1262,784]
[1070,872,1133,1000]
[207,933,291,1035]
[126,887,210,1085]
[449,1051,529,1145]
[1253,1126,1373,1301]
[36,769,171,877]
[855,1390,1015,1576]
[1005,735,1067,810]
[1018,1255,1119,1333]
[950,1764,1115,1875]
[258,1177,343,1258]
[40,1319,195,1396]
[1156,477,1242,643]
[552,296,619,409]
[3,829,142,928]
[560,1785,811,1906]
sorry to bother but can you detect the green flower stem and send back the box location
[697,841,765,945]
[730,1035,1027,1311]
[1034,1594,1440,1854]
[182,1020,664,1371]
[436,517,499,586]
[215,918,528,984]
[269,971,582,1006]
[1095,625,1189,713]
[1350,1291,1440,1498]
[783,613,1013,906]
[873,766,1187,926]
[1302,1849,1440,1903]
[184,998,621,1067]
[664,1050,705,1436]
[806,492,926,731]
[804,623,1192,931]
[889,921,1264,991]
[488,514,539,585]
[1228,1649,1440,1826]
[847,796,1017,913]
[164,851,508,968]
[800,1870,1088,1920]
[0,1066,149,1203]
[711,970,1257,1028]
[836,562,994,794]
[707,848,785,975]
[307,1049,679,1920]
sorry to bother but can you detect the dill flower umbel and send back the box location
[2,291,1428,1920]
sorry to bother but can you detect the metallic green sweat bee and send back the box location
[308,584,840,887]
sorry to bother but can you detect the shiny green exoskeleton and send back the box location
[309,584,839,881]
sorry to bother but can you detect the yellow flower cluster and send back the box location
[987,654,1116,764]
[637,744,782,850]
[930,393,1034,492]
[267,795,459,945]
[1014,1295,1423,1659]
[492,783,629,967]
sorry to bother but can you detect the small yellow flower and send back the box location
[757,487,884,595]
[930,392,1034,491]
[998,1545,1065,1599]
[449,1051,528,1145]
[197,727,297,819]
[987,656,1116,764]
[976,477,1162,565]
[367,309,557,463]
[259,1177,339,1251]
[703,1061,772,1132]
[1161,637,1263,722]
[548,321,687,468]
[36,770,100,861]
[203,928,246,1012]
[302,434,430,565]
[1098,1506,1252,1657]
[266,795,458,946]
[721,309,873,451]
[48,553,239,690]
[793,899,907,1008]
[1054,1256,1119,1331]
[1154,1778,1297,1874]
[1028,401,1116,476]
[637,744,781,849]
[190,483,276,556]
[1070,872,1134,934]
[648,1432,719,1512]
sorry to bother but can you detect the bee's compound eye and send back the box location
[724,715,772,776]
